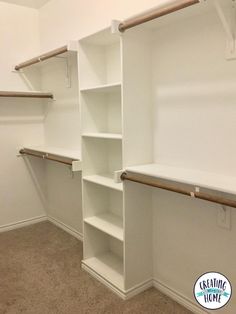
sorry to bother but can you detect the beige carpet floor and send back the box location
[0,221,192,314]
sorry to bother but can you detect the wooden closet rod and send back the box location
[0,91,53,99]
[118,0,200,32]
[19,149,74,166]
[121,172,236,209]
[15,45,68,70]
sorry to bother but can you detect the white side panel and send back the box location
[122,30,153,167]
[124,181,153,290]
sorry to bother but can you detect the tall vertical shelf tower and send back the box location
[79,27,153,298]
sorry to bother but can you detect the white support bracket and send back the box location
[114,169,124,183]
[111,20,122,34]
[214,0,236,60]
[72,160,82,172]
[54,55,71,88]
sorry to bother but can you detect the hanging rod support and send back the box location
[118,0,200,32]
[121,172,236,209]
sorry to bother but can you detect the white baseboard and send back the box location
[82,260,152,300]
[153,279,208,314]
[82,262,126,299]
[81,262,205,312]
[0,215,83,243]
[125,279,153,299]
[0,215,47,233]
[48,216,83,242]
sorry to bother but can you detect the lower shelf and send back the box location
[84,213,123,241]
[82,252,124,291]
[82,132,122,140]
[83,173,123,191]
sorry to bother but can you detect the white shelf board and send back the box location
[82,252,124,290]
[126,163,236,195]
[23,145,81,160]
[84,213,123,241]
[80,83,121,93]
[139,0,225,31]
[82,133,122,140]
[83,173,123,191]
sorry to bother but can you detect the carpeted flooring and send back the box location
[0,222,192,314]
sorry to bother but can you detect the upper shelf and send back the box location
[118,0,200,32]
[15,41,78,71]
[125,163,236,196]
[117,0,232,33]
[0,91,53,99]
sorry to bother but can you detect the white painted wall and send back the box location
[39,0,162,51]
[152,11,236,314]
[41,55,82,235]
[0,2,46,229]
[0,2,40,90]
[1,0,50,9]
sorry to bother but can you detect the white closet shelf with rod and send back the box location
[14,41,78,71]
[0,91,53,99]
[121,164,236,208]
[19,146,82,171]
[117,0,200,32]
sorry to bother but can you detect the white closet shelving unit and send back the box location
[79,28,124,293]
[126,163,236,196]
[79,26,153,298]
[79,0,236,300]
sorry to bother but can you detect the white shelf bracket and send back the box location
[54,55,71,88]
[72,160,82,172]
[214,0,236,60]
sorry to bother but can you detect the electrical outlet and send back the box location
[217,206,231,230]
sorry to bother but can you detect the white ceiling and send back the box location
[1,0,50,9]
